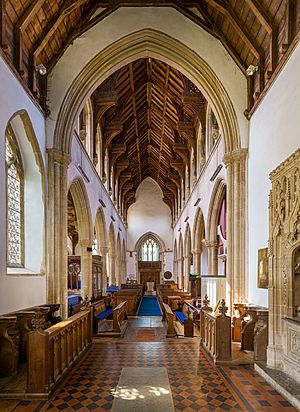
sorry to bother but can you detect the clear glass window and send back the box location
[6,130,24,267]
[140,238,159,261]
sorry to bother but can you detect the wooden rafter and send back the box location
[14,0,45,72]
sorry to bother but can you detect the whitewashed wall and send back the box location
[0,55,46,314]
[248,42,300,307]
[127,178,173,279]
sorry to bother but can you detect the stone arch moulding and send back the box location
[206,178,226,243]
[134,232,166,256]
[94,206,107,249]
[68,177,93,244]
[193,207,205,253]
[53,29,241,156]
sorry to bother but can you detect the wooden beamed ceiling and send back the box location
[94,58,204,217]
[1,1,299,116]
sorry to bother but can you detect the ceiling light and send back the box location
[35,64,47,75]
[246,65,258,76]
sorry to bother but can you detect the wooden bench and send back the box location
[92,300,113,333]
[175,301,194,324]
[112,302,128,336]
[0,317,19,377]
[114,289,141,315]
[162,303,175,338]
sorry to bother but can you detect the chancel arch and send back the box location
[47,29,247,315]
[68,178,93,300]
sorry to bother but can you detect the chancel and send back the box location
[0,1,300,411]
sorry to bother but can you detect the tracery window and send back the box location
[140,238,160,261]
[6,129,24,267]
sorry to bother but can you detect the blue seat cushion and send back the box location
[175,310,187,324]
[97,308,113,320]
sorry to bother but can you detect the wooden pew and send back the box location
[27,309,92,396]
[0,317,19,377]
[202,299,231,363]
[114,289,141,315]
[254,309,268,361]
[112,302,128,336]
[92,300,113,334]
[162,303,175,338]
[232,303,246,342]
[199,295,213,340]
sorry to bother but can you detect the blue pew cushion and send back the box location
[175,310,187,324]
[97,308,113,320]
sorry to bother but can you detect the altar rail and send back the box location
[202,300,231,363]
[27,309,92,396]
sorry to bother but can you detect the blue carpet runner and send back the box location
[137,296,162,316]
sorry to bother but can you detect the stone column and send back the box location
[206,241,219,275]
[184,255,192,292]
[193,251,201,276]
[100,246,108,295]
[79,239,93,299]
[223,148,248,312]
[47,149,70,319]
[177,258,183,289]
[109,252,116,284]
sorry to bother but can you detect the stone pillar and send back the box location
[184,255,192,292]
[206,241,219,275]
[79,239,93,299]
[47,149,70,319]
[100,246,108,295]
[193,251,201,276]
[178,258,183,289]
[109,253,116,284]
[223,148,248,312]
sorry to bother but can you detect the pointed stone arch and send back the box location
[173,238,178,283]
[178,233,184,289]
[108,222,116,284]
[69,177,93,245]
[192,207,206,278]
[207,178,226,244]
[94,207,108,293]
[121,238,126,281]
[116,232,122,285]
[184,223,192,291]
[68,177,93,299]
[94,207,107,249]
[53,29,241,156]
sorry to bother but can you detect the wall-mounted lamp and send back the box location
[35,64,47,76]
[246,65,258,76]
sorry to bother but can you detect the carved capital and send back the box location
[47,148,71,166]
[223,148,248,167]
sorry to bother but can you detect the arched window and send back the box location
[6,128,24,267]
[140,238,160,261]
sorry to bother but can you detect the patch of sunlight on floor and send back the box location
[111,385,170,400]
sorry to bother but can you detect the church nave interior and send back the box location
[0,1,300,411]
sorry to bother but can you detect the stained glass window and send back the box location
[6,130,24,267]
[140,238,159,261]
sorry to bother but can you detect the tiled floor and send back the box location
[3,317,297,411]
